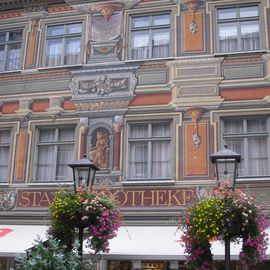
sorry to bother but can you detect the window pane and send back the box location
[36,145,54,181]
[129,142,148,178]
[152,141,171,178]
[0,130,11,143]
[223,119,243,134]
[240,6,258,18]
[131,31,149,59]
[36,127,75,182]
[152,29,169,58]
[218,22,238,52]
[0,45,4,71]
[247,118,266,133]
[240,21,260,51]
[59,128,74,141]
[8,31,22,41]
[39,129,55,142]
[46,39,62,66]
[0,129,10,182]
[0,32,6,42]
[132,16,150,28]
[217,8,237,20]
[6,43,21,70]
[225,138,244,176]
[130,124,148,138]
[153,14,170,25]
[47,25,64,36]
[152,123,170,137]
[65,38,81,65]
[0,146,9,182]
[248,137,268,176]
[66,23,82,34]
[56,145,73,181]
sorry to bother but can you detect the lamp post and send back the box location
[68,154,99,256]
[210,145,241,270]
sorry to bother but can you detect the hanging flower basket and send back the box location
[179,187,269,269]
[49,189,121,254]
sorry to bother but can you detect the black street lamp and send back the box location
[68,154,99,193]
[210,145,241,190]
[68,154,99,256]
[210,145,241,270]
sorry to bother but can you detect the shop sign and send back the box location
[17,188,195,208]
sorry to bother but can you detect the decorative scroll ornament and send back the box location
[77,75,127,96]
[95,75,112,96]
[182,0,202,35]
[186,107,206,148]
[0,191,16,211]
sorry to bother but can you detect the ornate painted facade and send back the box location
[0,0,270,269]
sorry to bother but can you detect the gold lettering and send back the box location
[38,192,52,207]
[30,192,41,207]
[168,190,182,206]
[140,190,155,206]
[155,190,168,206]
[19,192,30,207]
[114,190,128,207]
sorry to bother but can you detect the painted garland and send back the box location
[179,187,269,269]
[49,189,121,254]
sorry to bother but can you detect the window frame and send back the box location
[128,12,172,60]
[42,21,84,68]
[33,125,77,183]
[0,29,24,72]
[221,116,270,178]
[126,120,172,181]
[0,128,12,183]
[215,4,262,53]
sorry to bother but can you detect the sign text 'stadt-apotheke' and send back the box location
[17,188,195,208]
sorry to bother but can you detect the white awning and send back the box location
[0,225,48,257]
[84,226,270,261]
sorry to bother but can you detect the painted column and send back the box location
[113,115,123,171]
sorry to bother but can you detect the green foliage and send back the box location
[49,190,83,250]
[180,187,269,269]
[49,189,121,253]
[12,238,95,270]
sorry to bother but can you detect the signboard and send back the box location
[17,188,195,208]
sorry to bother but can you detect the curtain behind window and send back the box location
[36,128,74,182]
[0,130,10,182]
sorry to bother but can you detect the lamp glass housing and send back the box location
[68,155,99,193]
[210,146,241,190]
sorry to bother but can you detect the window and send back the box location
[130,13,170,60]
[222,117,270,177]
[35,126,75,182]
[45,23,82,67]
[0,30,23,71]
[0,129,11,182]
[128,122,171,180]
[217,5,260,53]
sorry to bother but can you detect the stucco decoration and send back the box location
[24,4,48,18]
[186,107,206,148]
[91,10,123,42]
[182,0,203,35]
[80,75,127,96]
[70,73,137,97]
[75,100,130,111]
[89,128,110,169]
[0,191,16,211]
